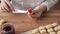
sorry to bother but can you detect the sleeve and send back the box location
[41,0,58,11]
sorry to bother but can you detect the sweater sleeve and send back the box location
[41,0,58,11]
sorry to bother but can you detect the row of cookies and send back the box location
[32,22,60,34]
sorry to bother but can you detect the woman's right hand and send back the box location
[0,0,14,13]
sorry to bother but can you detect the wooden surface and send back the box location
[0,0,60,34]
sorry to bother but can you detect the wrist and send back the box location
[40,4,47,12]
[33,4,47,12]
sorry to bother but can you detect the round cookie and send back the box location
[45,24,53,29]
[32,29,39,34]
[57,31,60,34]
[47,28,54,32]
[51,23,58,27]
[49,32,56,34]
[54,26,60,31]
[36,33,40,34]
[40,29,47,34]
[39,26,45,30]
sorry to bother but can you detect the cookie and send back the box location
[40,29,47,34]
[32,29,39,34]
[49,32,56,34]
[54,26,60,31]
[47,28,54,32]
[51,23,58,27]
[39,26,45,30]
[45,24,53,29]
[57,31,60,34]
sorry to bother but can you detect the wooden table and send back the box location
[0,0,60,34]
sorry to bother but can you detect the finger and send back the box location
[2,4,9,12]
[36,11,42,17]
[3,5,12,13]
[31,12,40,18]
[1,4,7,12]
[1,3,5,12]
[0,7,4,12]
[27,12,35,18]
[2,0,13,12]
[1,6,5,12]
[27,8,33,15]
[1,0,14,11]
[27,8,36,18]
[28,8,32,13]
[2,0,10,11]
[5,0,14,11]
[28,14,37,18]
[4,1,13,13]
[28,11,40,18]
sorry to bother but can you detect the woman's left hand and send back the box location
[27,5,47,19]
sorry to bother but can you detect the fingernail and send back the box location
[28,10,32,13]
[28,9,33,14]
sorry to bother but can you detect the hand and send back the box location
[27,5,47,19]
[27,8,42,18]
[0,0,14,13]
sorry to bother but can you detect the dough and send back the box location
[36,33,40,34]
[39,26,45,30]
[47,28,54,32]
[54,26,60,31]
[51,23,58,27]
[43,33,48,34]
[57,31,60,34]
[45,24,53,29]
[40,29,47,34]
[40,33,48,34]
[32,29,39,34]
[0,19,6,26]
[49,32,56,34]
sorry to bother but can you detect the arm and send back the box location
[33,0,58,11]
[27,0,58,18]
